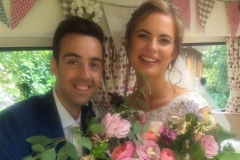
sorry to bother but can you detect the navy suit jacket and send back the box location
[0,90,96,160]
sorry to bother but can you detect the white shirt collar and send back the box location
[53,89,80,128]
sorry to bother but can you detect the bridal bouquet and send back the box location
[23,92,240,160]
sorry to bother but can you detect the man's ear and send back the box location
[50,58,58,76]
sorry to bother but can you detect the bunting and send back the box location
[102,4,135,51]
[0,0,9,27]
[172,0,190,31]
[197,0,216,33]
[226,2,240,39]
[11,0,37,29]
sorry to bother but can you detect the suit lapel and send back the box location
[36,91,97,157]
[37,90,64,138]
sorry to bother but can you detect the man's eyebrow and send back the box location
[63,53,81,59]
[63,52,103,64]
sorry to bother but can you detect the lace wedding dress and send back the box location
[144,91,208,123]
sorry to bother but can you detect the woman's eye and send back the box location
[160,39,170,44]
[138,34,149,39]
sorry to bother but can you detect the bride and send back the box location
[124,0,212,123]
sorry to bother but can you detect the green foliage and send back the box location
[143,120,151,133]
[133,120,142,135]
[202,45,229,108]
[31,144,45,152]
[0,50,55,108]
[219,152,240,160]
[91,142,109,159]
[42,148,56,160]
[77,137,93,150]
[90,123,105,134]
[188,143,205,159]
[63,142,79,160]
[26,135,51,145]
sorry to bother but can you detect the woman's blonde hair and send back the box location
[125,0,184,66]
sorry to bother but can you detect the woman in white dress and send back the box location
[125,0,211,122]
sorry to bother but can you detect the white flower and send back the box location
[171,116,190,135]
[95,10,102,18]
[82,0,89,7]
[75,0,83,7]
[71,9,77,16]
[93,3,100,10]
[149,121,163,136]
[196,112,217,133]
[71,0,102,23]
[71,1,78,9]
[92,16,99,23]
[185,153,190,160]
[89,1,95,6]
[86,5,93,14]
[77,9,84,17]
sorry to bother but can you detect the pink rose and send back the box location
[140,130,159,143]
[160,148,175,160]
[135,140,161,160]
[201,135,219,158]
[111,141,135,160]
[101,113,131,138]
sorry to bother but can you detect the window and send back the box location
[183,44,229,109]
[0,49,55,111]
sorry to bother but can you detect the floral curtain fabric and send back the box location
[226,37,240,113]
[91,37,136,115]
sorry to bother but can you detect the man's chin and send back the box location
[75,99,91,107]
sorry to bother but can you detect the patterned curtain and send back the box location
[226,37,240,113]
[91,37,136,116]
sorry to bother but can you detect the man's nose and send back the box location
[79,64,90,79]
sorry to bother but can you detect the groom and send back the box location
[0,16,105,160]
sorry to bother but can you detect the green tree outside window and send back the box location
[0,50,55,110]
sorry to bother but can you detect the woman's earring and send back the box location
[168,63,172,70]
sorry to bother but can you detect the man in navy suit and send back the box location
[0,16,105,160]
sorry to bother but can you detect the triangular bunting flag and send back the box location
[0,0,10,27]
[59,0,71,18]
[103,4,135,51]
[11,0,37,29]
[197,0,216,33]
[172,0,190,31]
[226,2,240,39]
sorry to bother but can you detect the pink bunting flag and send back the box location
[172,0,190,31]
[11,0,37,29]
[226,2,240,39]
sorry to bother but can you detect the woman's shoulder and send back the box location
[172,89,209,109]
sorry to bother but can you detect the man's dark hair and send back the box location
[52,16,105,63]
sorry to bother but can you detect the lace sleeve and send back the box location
[188,92,209,110]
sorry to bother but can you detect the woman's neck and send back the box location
[133,75,176,111]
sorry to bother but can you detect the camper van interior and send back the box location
[0,0,240,156]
